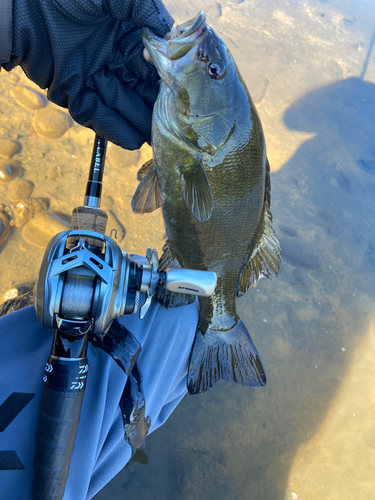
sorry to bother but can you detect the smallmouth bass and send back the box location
[132,12,281,394]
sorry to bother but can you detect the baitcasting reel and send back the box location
[34,228,216,335]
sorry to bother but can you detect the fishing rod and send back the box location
[360,26,375,81]
[32,134,217,500]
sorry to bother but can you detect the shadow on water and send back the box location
[95,81,375,499]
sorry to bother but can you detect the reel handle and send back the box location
[162,268,217,297]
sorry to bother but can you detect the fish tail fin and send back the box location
[187,319,266,395]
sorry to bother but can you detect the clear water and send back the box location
[1,0,375,499]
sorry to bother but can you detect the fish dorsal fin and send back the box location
[179,160,213,222]
[137,159,154,181]
[237,158,281,296]
[131,163,165,214]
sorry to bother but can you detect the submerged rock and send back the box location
[280,237,321,271]
[13,198,49,227]
[206,2,222,19]
[0,139,19,158]
[33,107,69,139]
[101,193,114,209]
[10,85,45,110]
[0,159,23,182]
[8,74,19,85]
[7,179,34,201]
[357,159,375,173]
[279,225,298,238]
[22,212,70,248]
[0,212,10,246]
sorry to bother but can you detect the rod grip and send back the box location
[33,357,88,500]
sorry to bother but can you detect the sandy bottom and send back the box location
[1,0,375,499]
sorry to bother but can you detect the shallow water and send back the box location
[2,0,375,499]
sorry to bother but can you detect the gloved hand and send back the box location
[2,0,174,149]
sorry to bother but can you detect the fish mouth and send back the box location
[141,11,206,63]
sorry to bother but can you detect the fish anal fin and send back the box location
[237,205,281,296]
[179,160,213,222]
[156,239,196,308]
[137,159,154,181]
[158,239,175,272]
[187,320,266,395]
[155,286,197,308]
[131,164,164,214]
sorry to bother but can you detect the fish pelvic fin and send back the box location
[236,158,281,296]
[179,159,213,222]
[156,239,196,308]
[187,320,266,395]
[131,162,164,214]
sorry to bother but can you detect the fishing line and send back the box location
[64,110,82,235]
[360,26,375,80]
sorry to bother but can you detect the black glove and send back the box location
[2,0,174,149]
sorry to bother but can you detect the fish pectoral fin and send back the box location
[237,205,281,296]
[179,160,213,222]
[131,164,165,214]
[136,159,154,181]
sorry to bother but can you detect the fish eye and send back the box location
[207,60,226,79]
